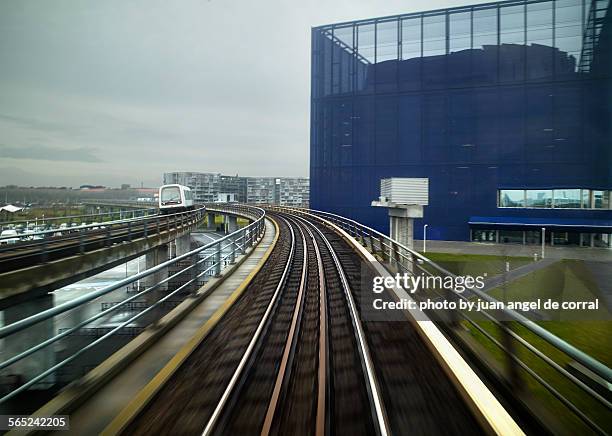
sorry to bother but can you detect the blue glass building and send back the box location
[310,0,612,247]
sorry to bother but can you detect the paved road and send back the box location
[480,258,559,293]
[418,240,612,261]
[583,261,612,311]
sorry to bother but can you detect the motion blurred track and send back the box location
[120,211,486,435]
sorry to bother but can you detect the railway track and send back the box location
[119,212,489,435]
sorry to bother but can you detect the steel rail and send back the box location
[295,214,390,436]
[0,206,264,339]
[271,206,611,433]
[300,218,329,436]
[274,206,612,384]
[260,217,309,436]
[201,215,296,436]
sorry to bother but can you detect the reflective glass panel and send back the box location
[581,189,590,207]
[473,8,498,49]
[377,20,398,62]
[333,26,355,94]
[553,188,581,207]
[499,189,525,207]
[500,4,525,82]
[423,14,446,56]
[527,1,553,45]
[526,189,553,207]
[449,11,471,52]
[500,230,524,244]
[527,1,553,80]
[472,229,497,242]
[501,4,525,44]
[401,17,421,60]
[357,23,376,63]
[593,190,610,209]
[555,0,583,73]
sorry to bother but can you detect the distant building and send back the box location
[163,172,309,206]
[217,193,238,203]
[246,177,309,206]
[246,177,277,204]
[219,175,247,202]
[279,177,309,207]
[163,172,225,203]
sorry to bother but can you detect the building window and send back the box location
[472,229,497,242]
[592,191,610,209]
[581,189,590,208]
[525,189,553,208]
[525,230,541,244]
[499,230,524,244]
[593,234,612,248]
[553,189,581,208]
[499,189,525,207]
[498,189,612,209]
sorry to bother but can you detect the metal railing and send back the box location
[0,209,206,270]
[0,207,157,229]
[268,206,612,435]
[81,199,156,208]
[0,204,266,404]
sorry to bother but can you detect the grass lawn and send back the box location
[488,259,611,362]
[461,259,611,434]
[209,215,249,227]
[420,252,532,277]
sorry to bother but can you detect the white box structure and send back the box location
[380,178,429,205]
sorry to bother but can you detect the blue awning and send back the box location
[469,216,612,229]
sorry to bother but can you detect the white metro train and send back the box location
[158,184,195,214]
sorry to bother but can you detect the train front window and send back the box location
[161,187,181,203]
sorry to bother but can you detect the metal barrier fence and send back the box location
[0,208,205,265]
[268,206,611,435]
[0,207,157,229]
[0,204,266,404]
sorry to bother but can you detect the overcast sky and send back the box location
[0,0,489,188]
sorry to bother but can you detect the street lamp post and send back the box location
[423,224,429,253]
[541,227,546,259]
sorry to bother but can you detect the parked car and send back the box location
[0,229,19,245]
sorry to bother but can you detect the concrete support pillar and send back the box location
[227,215,238,234]
[372,201,424,273]
[3,295,55,387]
[145,244,168,290]
[389,215,415,250]
[175,233,191,257]
[207,213,216,230]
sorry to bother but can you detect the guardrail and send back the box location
[0,208,157,229]
[0,208,205,268]
[268,206,611,435]
[82,199,156,208]
[0,204,266,404]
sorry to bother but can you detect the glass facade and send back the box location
[498,188,612,208]
[311,0,612,242]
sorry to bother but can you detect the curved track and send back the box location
[121,212,486,435]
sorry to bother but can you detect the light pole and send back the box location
[423,224,428,253]
[541,227,546,259]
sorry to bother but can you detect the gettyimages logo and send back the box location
[372,273,487,294]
